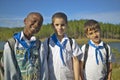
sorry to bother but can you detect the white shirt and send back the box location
[43,35,83,80]
[81,40,113,80]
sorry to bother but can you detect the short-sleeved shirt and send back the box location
[81,40,113,80]
[15,32,40,80]
[43,34,82,80]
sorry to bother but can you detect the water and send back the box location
[108,42,120,52]
[0,41,5,50]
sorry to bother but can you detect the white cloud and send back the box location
[72,11,120,24]
[0,11,120,28]
[0,16,51,27]
[0,17,24,27]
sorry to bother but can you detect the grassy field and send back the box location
[112,62,120,80]
[112,48,120,80]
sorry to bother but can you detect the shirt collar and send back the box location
[20,31,36,42]
[90,40,104,46]
[60,34,68,43]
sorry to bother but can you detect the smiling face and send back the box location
[52,18,67,37]
[51,12,68,40]
[84,20,101,45]
[86,28,101,45]
[24,12,43,37]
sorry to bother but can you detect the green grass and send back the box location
[112,66,120,80]
[111,48,120,80]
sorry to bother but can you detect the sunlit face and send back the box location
[52,18,67,36]
[86,28,101,45]
[24,14,43,35]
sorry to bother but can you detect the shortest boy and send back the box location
[81,19,113,80]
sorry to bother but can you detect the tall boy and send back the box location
[42,12,83,80]
[81,19,113,80]
[2,12,43,80]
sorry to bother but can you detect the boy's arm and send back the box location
[107,62,112,80]
[73,56,80,80]
[79,61,84,80]
[39,43,49,80]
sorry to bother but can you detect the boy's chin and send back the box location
[92,39,101,44]
[57,33,64,36]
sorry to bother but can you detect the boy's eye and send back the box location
[95,29,99,33]
[54,24,65,26]
[33,20,36,23]
[61,24,65,26]
[88,32,93,35]
[55,24,59,26]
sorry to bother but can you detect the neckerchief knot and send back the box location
[14,32,36,66]
[51,33,67,66]
[88,40,104,65]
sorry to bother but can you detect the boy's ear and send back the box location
[51,23,55,28]
[86,34,89,38]
[51,23,53,26]
[24,18,27,24]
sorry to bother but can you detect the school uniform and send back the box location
[3,31,41,80]
[43,33,82,80]
[81,40,113,80]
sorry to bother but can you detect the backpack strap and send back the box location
[7,38,16,53]
[7,38,16,65]
[47,38,50,60]
[68,37,73,50]
[83,43,89,69]
[7,37,22,79]
[103,43,109,79]
[36,39,41,50]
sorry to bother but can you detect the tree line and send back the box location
[0,19,120,41]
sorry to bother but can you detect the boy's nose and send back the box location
[58,25,62,29]
[93,32,97,37]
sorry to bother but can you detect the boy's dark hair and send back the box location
[26,12,44,24]
[52,12,68,24]
[84,19,101,34]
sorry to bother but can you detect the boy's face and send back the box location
[86,28,101,44]
[24,14,42,35]
[52,18,67,36]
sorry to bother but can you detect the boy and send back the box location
[42,12,83,80]
[81,19,113,80]
[2,12,43,80]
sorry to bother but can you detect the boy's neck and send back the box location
[23,31,32,40]
[91,39,101,46]
[57,34,64,42]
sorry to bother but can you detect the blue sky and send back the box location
[0,0,120,27]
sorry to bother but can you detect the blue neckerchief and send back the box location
[14,32,36,66]
[88,40,104,65]
[51,33,67,66]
